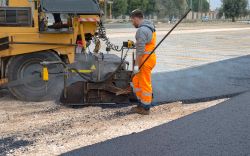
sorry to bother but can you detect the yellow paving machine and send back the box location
[0,0,137,104]
[0,0,190,105]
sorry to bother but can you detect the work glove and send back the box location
[133,65,139,75]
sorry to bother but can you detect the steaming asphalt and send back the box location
[63,25,250,155]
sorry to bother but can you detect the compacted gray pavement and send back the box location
[63,92,250,156]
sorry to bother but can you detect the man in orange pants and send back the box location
[130,10,157,115]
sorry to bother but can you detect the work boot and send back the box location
[131,105,150,115]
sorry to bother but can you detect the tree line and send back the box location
[220,0,249,22]
[105,0,209,18]
[104,0,249,22]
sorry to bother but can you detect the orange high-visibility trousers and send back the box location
[132,53,156,106]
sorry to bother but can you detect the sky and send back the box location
[210,0,250,10]
[210,0,222,10]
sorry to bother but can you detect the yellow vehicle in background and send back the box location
[0,0,101,101]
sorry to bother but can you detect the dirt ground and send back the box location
[0,89,226,156]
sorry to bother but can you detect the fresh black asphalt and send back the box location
[152,55,250,103]
[65,55,250,104]
[62,92,250,156]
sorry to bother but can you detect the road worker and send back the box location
[130,9,157,115]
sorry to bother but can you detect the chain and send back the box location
[97,21,123,52]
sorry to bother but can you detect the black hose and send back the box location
[70,48,130,83]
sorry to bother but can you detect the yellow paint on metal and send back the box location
[9,0,30,7]
[91,65,96,70]
[42,67,49,81]
[70,69,93,73]
[79,23,87,49]
[0,1,100,59]
[0,0,100,81]
[70,64,96,73]
[0,78,8,85]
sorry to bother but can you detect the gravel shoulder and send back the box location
[0,90,226,156]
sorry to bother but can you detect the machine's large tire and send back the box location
[6,52,64,102]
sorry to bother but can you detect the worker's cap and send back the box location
[130,9,144,19]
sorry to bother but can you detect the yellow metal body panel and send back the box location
[0,32,76,63]
[0,0,101,86]
[42,67,49,81]
[0,78,8,85]
[0,1,100,64]
[9,0,30,6]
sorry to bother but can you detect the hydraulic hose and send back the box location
[71,48,130,83]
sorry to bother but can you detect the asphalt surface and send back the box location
[79,27,250,104]
[152,55,250,103]
[105,27,250,103]
[62,92,250,156]
[67,54,250,105]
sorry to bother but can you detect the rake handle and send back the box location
[139,9,192,70]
